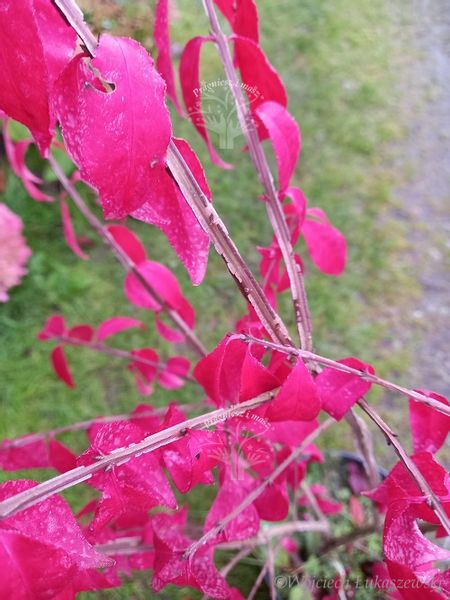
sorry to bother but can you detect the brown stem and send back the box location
[0,389,278,519]
[183,418,334,558]
[1,404,203,451]
[239,334,450,417]
[358,399,450,537]
[166,141,292,347]
[202,0,312,350]
[49,155,207,357]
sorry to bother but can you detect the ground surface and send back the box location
[391,0,450,397]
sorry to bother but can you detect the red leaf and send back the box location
[51,346,75,388]
[316,357,375,420]
[0,0,76,155]
[213,0,259,43]
[154,0,183,114]
[179,36,232,169]
[128,348,159,396]
[79,421,176,529]
[409,391,450,454]
[106,224,147,265]
[266,358,321,421]
[194,336,278,407]
[204,476,260,543]
[131,137,211,284]
[60,199,88,260]
[96,317,145,342]
[159,356,191,389]
[298,484,342,515]
[2,128,53,201]
[68,324,94,342]
[302,207,347,275]
[233,35,287,138]
[55,34,172,218]
[0,438,50,471]
[255,101,300,193]
[124,260,195,335]
[48,438,77,474]
[151,509,230,598]
[253,481,289,521]
[37,314,65,340]
[282,186,307,245]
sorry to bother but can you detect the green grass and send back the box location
[0,0,413,597]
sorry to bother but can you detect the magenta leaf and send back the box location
[266,358,321,421]
[55,34,172,218]
[68,324,94,342]
[51,345,75,388]
[0,203,32,302]
[96,316,145,342]
[131,137,211,285]
[151,509,230,598]
[213,0,259,43]
[255,101,301,193]
[0,480,111,599]
[233,35,287,139]
[159,356,191,389]
[315,357,375,420]
[154,0,183,114]
[79,421,176,529]
[106,224,147,265]
[302,207,347,275]
[128,348,159,396]
[0,0,76,155]
[124,260,195,341]
[298,484,342,515]
[60,199,88,260]
[204,476,260,543]
[179,36,232,169]
[2,128,53,201]
[409,390,450,455]
[37,314,66,340]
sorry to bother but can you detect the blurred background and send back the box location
[0,0,449,597]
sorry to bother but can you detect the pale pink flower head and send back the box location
[0,203,32,302]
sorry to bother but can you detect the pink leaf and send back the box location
[124,260,195,333]
[68,324,94,342]
[233,35,287,139]
[204,476,260,543]
[179,36,232,169]
[48,438,77,474]
[55,34,172,218]
[213,0,259,43]
[79,421,176,529]
[96,317,145,342]
[316,357,375,420]
[255,101,300,193]
[266,358,321,421]
[106,224,147,265]
[51,346,75,388]
[409,391,450,455]
[131,137,210,284]
[2,129,53,201]
[159,356,191,389]
[0,438,50,471]
[0,0,76,155]
[37,315,65,340]
[302,207,347,275]
[154,0,183,114]
[60,199,88,260]
[128,348,159,396]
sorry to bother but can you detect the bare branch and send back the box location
[202,0,313,350]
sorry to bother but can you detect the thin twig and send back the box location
[358,399,450,537]
[54,0,97,56]
[0,404,203,450]
[55,334,196,383]
[49,155,207,357]
[183,419,334,558]
[239,334,450,417]
[247,561,269,600]
[0,389,278,519]
[202,0,312,350]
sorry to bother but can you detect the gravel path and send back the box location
[393,0,450,396]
